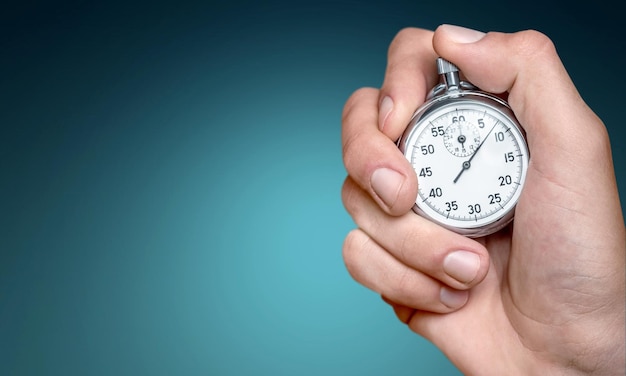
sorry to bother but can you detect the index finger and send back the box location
[341,28,440,215]
[341,88,417,215]
[378,28,440,140]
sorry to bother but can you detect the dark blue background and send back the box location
[2,1,624,375]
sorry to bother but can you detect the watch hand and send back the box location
[458,126,466,150]
[453,121,499,183]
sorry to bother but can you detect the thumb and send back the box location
[432,24,625,248]
[432,25,622,236]
[432,24,609,176]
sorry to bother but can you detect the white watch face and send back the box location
[401,96,529,234]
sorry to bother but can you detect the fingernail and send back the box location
[379,96,393,131]
[371,168,404,209]
[441,24,486,44]
[443,251,480,284]
[440,286,469,309]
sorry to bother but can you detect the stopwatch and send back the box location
[398,58,529,237]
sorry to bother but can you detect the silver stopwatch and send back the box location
[398,58,529,237]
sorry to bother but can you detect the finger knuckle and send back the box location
[398,225,419,263]
[511,29,557,60]
[340,177,359,216]
[342,229,369,278]
[389,269,435,310]
[397,223,436,266]
[342,128,385,183]
[388,27,429,57]
[341,87,377,123]
[341,128,366,174]
[393,268,416,299]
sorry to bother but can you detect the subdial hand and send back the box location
[458,134,466,151]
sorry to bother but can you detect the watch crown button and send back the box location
[437,58,461,91]
[437,58,459,75]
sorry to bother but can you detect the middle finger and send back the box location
[342,176,489,290]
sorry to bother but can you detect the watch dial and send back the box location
[404,98,528,233]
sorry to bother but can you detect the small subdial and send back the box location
[443,121,480,157]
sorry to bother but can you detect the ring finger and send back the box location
[343,228,470,313]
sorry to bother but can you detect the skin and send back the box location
[341,25,625,375]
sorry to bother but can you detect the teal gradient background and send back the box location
[2,1,624,375]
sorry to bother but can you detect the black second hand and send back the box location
[453,121,499,183]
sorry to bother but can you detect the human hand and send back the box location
[341,25,625,375]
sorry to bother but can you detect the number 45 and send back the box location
[419,167,432,177]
